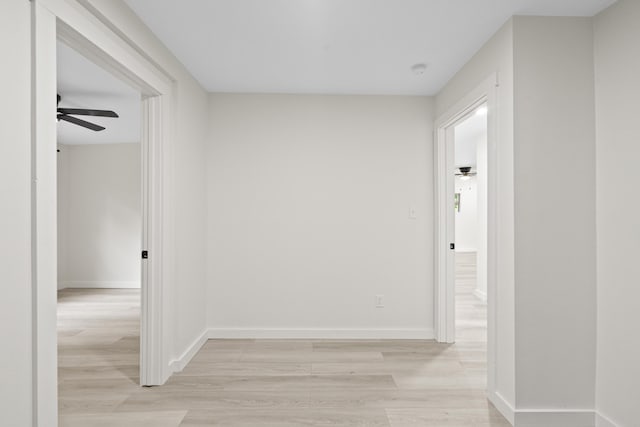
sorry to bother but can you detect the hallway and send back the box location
[57,279,505,426]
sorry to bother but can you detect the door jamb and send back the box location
[434,73,499,395]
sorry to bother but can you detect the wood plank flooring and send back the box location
[58,257,508,426]
[455,252,487,343]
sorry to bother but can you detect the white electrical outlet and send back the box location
[376,295,384,308]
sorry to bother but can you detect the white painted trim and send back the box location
[42,0,170,94]
[434,123,456,343]
[473,289,488,302]
[488,390,515,426]
[32,3,60,425]
[139,94,173,386]
[59,281,141,289]
[170,330,208,373]
[454,249,477,253]
[434,73,500,416]
[207,328,435,340]
[486,393,606,427]
[595,412,618,427]
[514,409,595,427]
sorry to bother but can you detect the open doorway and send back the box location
[56,40,143,415]
[434,74,498,401]
[453,104,488,345]
[32,4,174,418]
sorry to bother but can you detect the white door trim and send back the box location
[32,0,175,423]
[139,95,170,386]
[434,73,499,395]
[31,4,59,425]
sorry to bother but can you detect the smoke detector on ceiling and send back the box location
[411,63,428,75]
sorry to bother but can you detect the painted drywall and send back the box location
[513,16,597,413]
[435,19,516,415]
[57,143,141,289]
[171,69,210,355]
[0,1,32,425]
[455,176,479,252]
[85,0,210,366]
[594,1,640,425]
[207,94,434,337]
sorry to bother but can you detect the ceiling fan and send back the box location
[56,94,119,132]
[455,166,477,180]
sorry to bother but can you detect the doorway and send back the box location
[453,104,488,345]
[56,39,144,416]
[434,74,498,397]
[31,3,176,420]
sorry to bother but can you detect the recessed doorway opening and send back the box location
[453,104,488,345]
[31,2,176,420]
[434,74,498,400]
[56,39,144,418]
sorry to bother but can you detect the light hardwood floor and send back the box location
[455,252,487,344]
[58,258,507,426]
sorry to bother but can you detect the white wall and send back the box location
[57,143,141,289]
[513,16,597,415]
[594,1,640,425]
[207,94,434,337]
[0,1,33,425]
[455,176,478,252]
[436,19,516,415]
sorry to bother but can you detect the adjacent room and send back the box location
[55,40,143,408]
[454,104,488,343]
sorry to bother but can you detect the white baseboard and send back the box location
[473,288,488,302]
[595,412,618,427]
[514,410,595,427]
[59,280,141,289]
[488,390,515,425]
[170,329,209,372]
[207,328,435,340]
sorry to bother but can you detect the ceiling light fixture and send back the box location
[411,63,428,75]
[456,166,477,181]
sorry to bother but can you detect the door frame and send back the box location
[32,0,175,423]
[434,73,499,394]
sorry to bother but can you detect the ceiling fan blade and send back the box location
[58,114,106,131]
[57,108,118,118]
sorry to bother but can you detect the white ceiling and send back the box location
[454,107,487,169]
[57,41,141,145]
[124,0,615,95]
